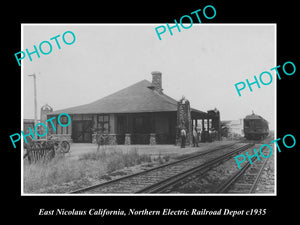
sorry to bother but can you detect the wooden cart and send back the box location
[24,136,70,163]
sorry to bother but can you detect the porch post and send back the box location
[149,133,156,145]
[125,133,131,145]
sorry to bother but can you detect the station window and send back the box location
[59,115,69,125]
[97,115,110,134]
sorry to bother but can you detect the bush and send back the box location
[24,146,152,193]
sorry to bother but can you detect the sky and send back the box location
[22,24,276,130]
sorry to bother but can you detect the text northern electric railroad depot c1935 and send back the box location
[38,208,267,217]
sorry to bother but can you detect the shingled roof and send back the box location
[50,79,205,115]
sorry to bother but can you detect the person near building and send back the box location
[197,128,201,143]
[201,128,206,142]
[180,127,187,148]
[193,128,198,147]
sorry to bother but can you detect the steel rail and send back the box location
[135,144,254,193]
[214,145,270,193]
[249,156,270,193]
[70,143,238,194]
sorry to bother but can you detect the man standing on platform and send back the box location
[197,128,201,143]
[193,128,199,147]
[180,127,186,148]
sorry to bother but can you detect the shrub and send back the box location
[24,146,152,193]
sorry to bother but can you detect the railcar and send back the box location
[243,112,269,140]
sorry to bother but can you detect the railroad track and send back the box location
[70,143,254,194]
[214,145,273,194]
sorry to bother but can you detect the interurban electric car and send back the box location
[244,112,269,140]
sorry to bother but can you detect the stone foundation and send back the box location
[125,133,131,145]
[149,133,156,145]
[107,134,117,145]
[92,133,97,144]
[92,133,117,145]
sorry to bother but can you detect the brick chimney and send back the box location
[151,71,163,93]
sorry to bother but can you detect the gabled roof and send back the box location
[50,79,206,115]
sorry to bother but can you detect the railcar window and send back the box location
[254,120,262,127]
[244,121,250,128]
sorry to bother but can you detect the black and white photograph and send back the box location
[4,1,298,223]
[21,24,276,195]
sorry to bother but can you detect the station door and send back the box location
[72,120,93,143]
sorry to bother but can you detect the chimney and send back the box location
[151,71,163,93]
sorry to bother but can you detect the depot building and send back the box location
[45,71,221,145]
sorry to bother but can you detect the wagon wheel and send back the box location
[60,141,70,153]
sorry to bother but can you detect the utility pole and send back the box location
[28,73,37,126]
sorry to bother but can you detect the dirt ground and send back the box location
[23,140,238,193]
[66,140,237,160]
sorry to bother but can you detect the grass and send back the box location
[23,146,152,193]
[23,142,221,193]
[79,147,152,173]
